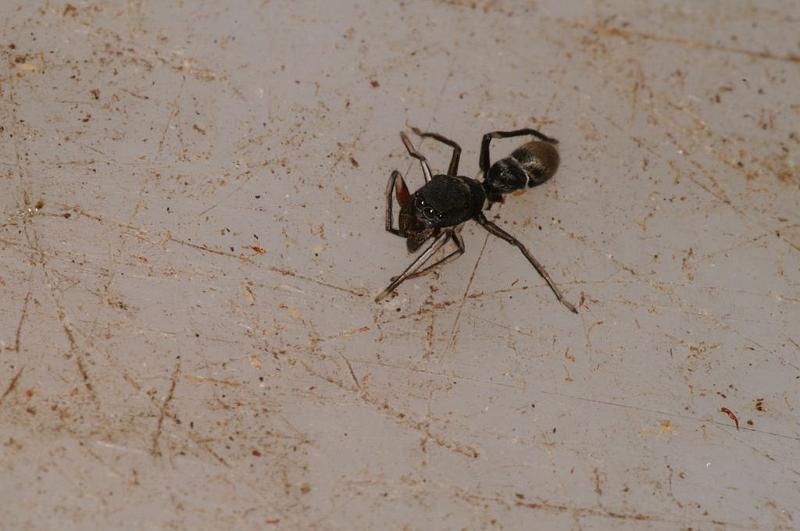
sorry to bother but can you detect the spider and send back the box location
[375,126,578,313]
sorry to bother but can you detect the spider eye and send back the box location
[424,207,435,217]
[415,196,425,206]
[437,211,445,219]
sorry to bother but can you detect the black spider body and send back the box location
[405,175,484,227]
[398,174,485,251]
[378,127,577,313]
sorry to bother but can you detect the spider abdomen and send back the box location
[484,140,560,202]
[510,140,560,187]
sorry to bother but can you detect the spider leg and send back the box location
[476,213,578,313]
[385,170,409,236]
[479,128,559,174]
[404,229,464,279]
[400,132,433,183]
[375,230,450,302]
[410,127,462,176]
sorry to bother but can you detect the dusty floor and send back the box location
[1,0,799,529]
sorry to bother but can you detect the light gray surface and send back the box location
[1,1,799,529]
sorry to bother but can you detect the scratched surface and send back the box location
[1,0,798,529]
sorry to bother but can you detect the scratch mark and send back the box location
[342,355,361,390]
[447,233,490,354]
[197,173,254,216]
[54,306,99,405]
[267,266,366,297]
[516,498,651,521]
[352,357,523,390]
[124,369,228,466]
[151,362,181,458]
[459,489,743,528]
[564,18,800,65]
[157,78,185,155]
[0,367,24,408]
[74,356,97,400]
[592,467,603,496]
[320,325,372,342]
[462,312,538,339]
[167,236,366,296]
[185,373,241,387]
[423,296,436,360]
[196,162,270,217]
[543,390,800,441]
[123,372,142,392]
[299,359,478,458]
[169,236,254,261]
[12,292,31,352]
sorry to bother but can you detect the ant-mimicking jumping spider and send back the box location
[376,127,578,313]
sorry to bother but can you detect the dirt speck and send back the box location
[249,245,266,255]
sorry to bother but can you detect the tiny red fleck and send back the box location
[720,407,739,430]
[370,79,380,88]
[249,245,266,255]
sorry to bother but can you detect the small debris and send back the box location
[720,407,740,430]
[370,79,380,88]
[249,245,266,255]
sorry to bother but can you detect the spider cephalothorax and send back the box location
[397,175,485,251]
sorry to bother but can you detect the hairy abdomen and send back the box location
[511,141,560,187]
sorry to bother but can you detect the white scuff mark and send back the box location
[279,284,306,294]
[95,441,146,454]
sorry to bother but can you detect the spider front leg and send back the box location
[479,128,559,175]
[477,213,578,313]
[385,170,410,237]
[375,230,450,302]
[403,229,464,280]
[409,127,462,176]
[400,132,432,182]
